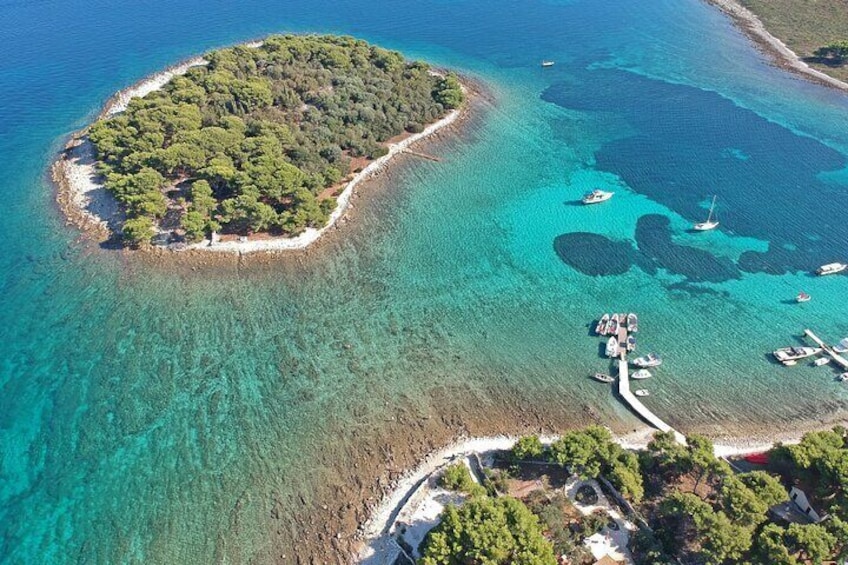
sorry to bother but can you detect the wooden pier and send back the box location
[617,357,686,444]
[804,329,848,370]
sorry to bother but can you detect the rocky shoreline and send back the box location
[50,41,474,257]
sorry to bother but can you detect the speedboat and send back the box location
[626,335,637,352]
[606,337,620,358]
[634,389,650,397]
[626,313,638,333]
[541,60,555,67]
[816,263,847,276]
[592,373,615,383]
[772,346,822,364]
[796,292,811,303]
[631,353,662,368]
[814,357,830,367]
[582,189,613,205]
[595,314,610,335]
[631,369,652,380]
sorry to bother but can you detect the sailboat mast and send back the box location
[706,195,716,223]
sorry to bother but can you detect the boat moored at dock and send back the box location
[626,335,637,352]
[606,337,620,358]
[816,263,847,276]
[631,353,662,368]
[595,314,610,335]
[592,373,615,383]
[772,346,822,364]
[634,389,650,397]
[632,369,652,380]
[626,313,638,332]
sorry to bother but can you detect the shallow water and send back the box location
[1,0,847,562]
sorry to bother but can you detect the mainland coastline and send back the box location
[52,37,472,256]
[705,0,848,92]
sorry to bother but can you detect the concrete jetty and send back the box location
[617,357,686,444]
[804,329,848,370]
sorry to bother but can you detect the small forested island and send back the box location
[78,34,464,248]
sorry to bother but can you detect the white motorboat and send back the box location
[626,335,637,352]
[582,189,614,205]
[816,263,847,276]
[772,346,822,364]
[606,337,620,358]
[834,338,848,354]
[693,195,719,231]
[592,373,615,383]
[541,60,555,67]
[814,357,830,367]
[796,291,811,303]
[595,314,610,335]
[631,369,652,380]
[632,353,662,368]
[634,389,650,397]
[626,313,638,333]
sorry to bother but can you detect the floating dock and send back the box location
[617,358,686,444]
[804,329,848,370]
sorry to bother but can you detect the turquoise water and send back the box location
[2,0,848,561]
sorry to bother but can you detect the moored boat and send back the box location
[631,369,652,380]
[839,373,848,382]
[631,353,662,368]
[814,357,830,367]
[634,389,650,397]
[772,346,822,364]
[595,314,610,335]
[796,291,811,303]
[608,318,619,336]
[626,313,638,332]
[816,262,847,276]
[582,189,614,205]
[592,373,615,383]
[606,337,620,358]
[693,195,719,231]
[626,335,637,352]
[834,338,848,354]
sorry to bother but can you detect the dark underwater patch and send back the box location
[553,232,643,276]
[543,69,848,274]
[635,215,740,283]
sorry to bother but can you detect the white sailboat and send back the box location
[693,195,719,231]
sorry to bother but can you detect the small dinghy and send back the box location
[634,389,650,397]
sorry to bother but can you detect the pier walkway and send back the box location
[804,329,848,370]
[617,358,686,444]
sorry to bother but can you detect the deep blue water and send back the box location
[2,0,848,562]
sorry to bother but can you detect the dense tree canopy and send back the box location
[88,34,464,246]
[419,496,556,565]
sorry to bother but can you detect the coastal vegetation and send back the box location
[418,427,848,564]
[736,0,848,80]
[86,34,463,246]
